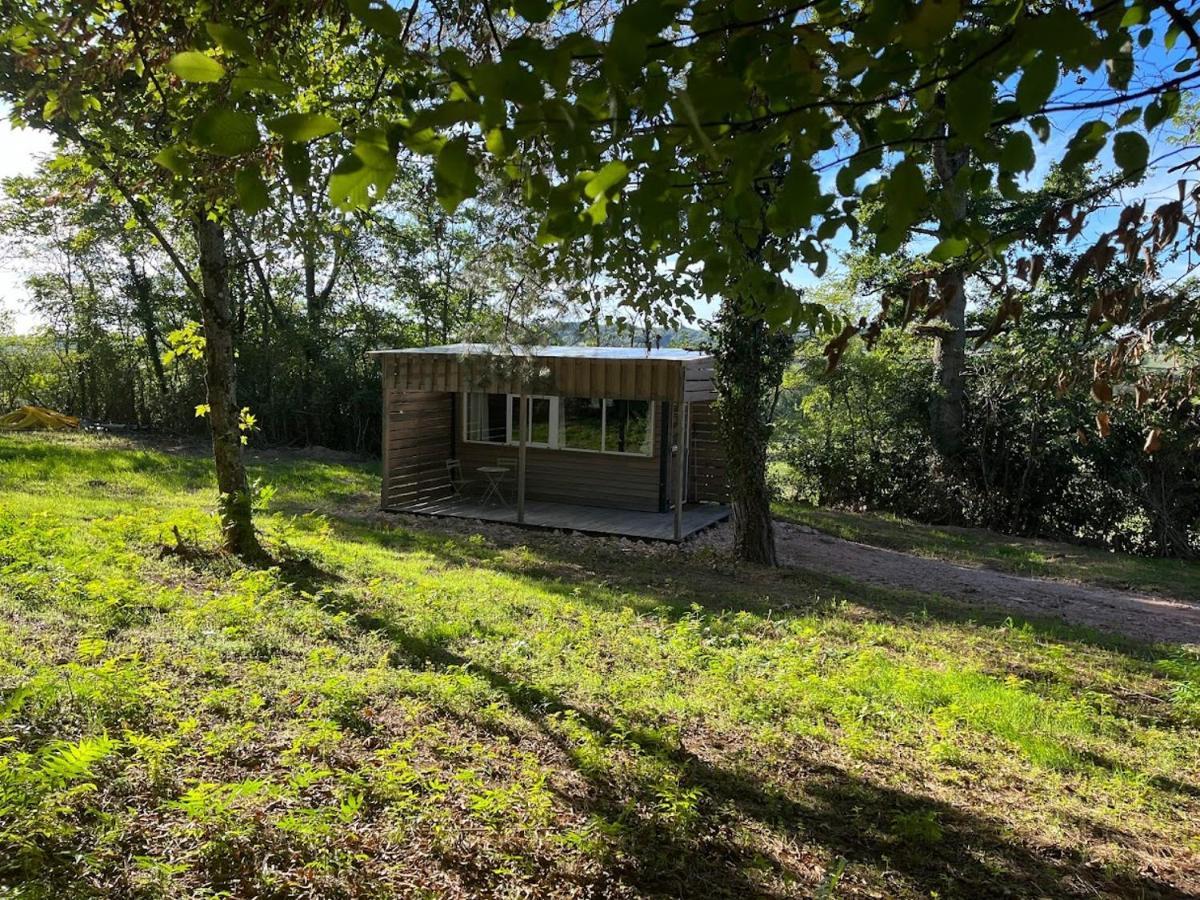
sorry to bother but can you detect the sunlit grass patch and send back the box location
[2,434,1198,897]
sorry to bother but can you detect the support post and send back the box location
[673,394,687,541]
[381,358,392,510]
[517,391,528,524]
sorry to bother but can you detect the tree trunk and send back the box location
[194,215,262,559]
[930,135,969,459]
[712,300,794,566]
[126,256,170,399]
[929,269,967,457]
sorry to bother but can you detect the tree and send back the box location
[0,4,394,556]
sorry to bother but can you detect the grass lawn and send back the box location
[2,433,1199,898]
[775,501,1200,601]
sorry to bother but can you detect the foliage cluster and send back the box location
[775,323,1200,556]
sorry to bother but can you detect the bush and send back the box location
[774,328,1199,558]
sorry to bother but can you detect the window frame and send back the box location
[507,394,558,449]
[559,396,655,458]
[460,391,509,446]
[460,391,655,458]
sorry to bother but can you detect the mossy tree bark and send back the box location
[929,136,970,459]
[711,300,794,566]
[194,215,262,559]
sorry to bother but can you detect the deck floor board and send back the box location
[387,497,729,541]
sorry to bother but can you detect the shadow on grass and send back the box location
[318,510,1164,660]
[294,559,1191,899]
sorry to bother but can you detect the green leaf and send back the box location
[836,166,856,197]
[929,236,969,262]
[884,157,927,226]
[282,143,311,191]
[1116,107,1141,127]
[401,126,446,156]
[946,75,992,145]
[767,163,823,234]
[205,23,255,61]
[167,51,226,83]
[1112,131,1149,176]
[583,193,609,225]
[1144,89,1180,130]
[191,107,260,156]
[231,64,288,96]
[153,145,192,177]
[899,0,960,50]
[1015,53,1058,115]
[999,131,1035,173]
[236,166,270,214]
[484,127,509,157]
[434,136,480,213]
[346,0,407,36]
[1029,115,1051,143]
[511,0,552,23]
[1119,4,1148,26]
[605,15,648,88]
[329,127,396,210]
[583,160,629,200]
[1061,120,1110,169]
[266,112,340,143]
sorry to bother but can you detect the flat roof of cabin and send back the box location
[370,342,711,363]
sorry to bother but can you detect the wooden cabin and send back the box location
[371,343,729,540]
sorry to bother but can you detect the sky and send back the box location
[0,117,55,332]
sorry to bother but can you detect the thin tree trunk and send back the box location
[194,215,262,559]
[126,256,170,399]
[930,135,969,459]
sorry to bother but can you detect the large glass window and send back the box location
[561,397,604,451]
[558,396,653,456]
[464,392,652,456]
[464,392,507,443]
[605,399,652,455]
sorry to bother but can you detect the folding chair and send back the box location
[445,459,474,496]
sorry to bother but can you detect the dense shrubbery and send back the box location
[774,329,1200,558]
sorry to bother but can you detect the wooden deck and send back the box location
[389,497,730,541]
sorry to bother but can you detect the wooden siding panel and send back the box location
[688,400,727,502]
[383,390,453,510]
[456,442,661,511]
[385,352,705,401]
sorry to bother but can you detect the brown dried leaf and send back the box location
[1029,254,1045,290]
[822,323,859,373]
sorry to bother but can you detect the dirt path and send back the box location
[757,521,1200,646]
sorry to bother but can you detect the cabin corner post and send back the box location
[673,382,687,541]
[380,355,392,510]
[517,389,528,524]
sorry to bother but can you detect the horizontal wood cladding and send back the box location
[457,442,661,511]
[382,387,453,509]
[689,401,728,503]
[380,351,717,402]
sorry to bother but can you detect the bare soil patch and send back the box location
[750,521,1200,646]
